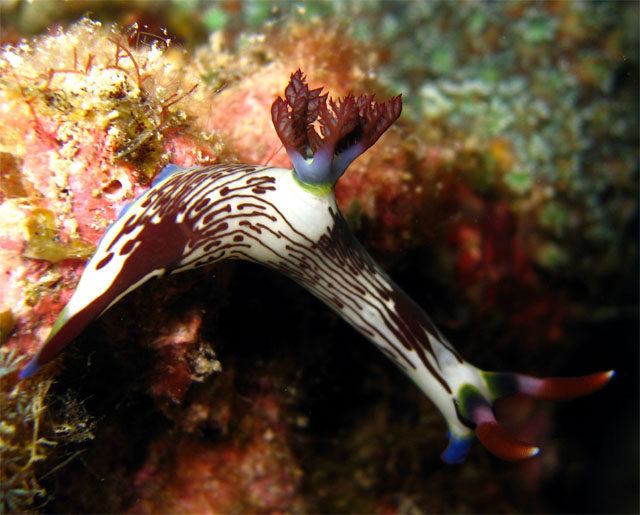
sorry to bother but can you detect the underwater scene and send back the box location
[0,1,637,513]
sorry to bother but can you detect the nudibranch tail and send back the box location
[19,70,613,466]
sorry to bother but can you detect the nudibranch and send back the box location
[20,70,613,463]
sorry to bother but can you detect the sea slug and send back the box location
[20,70,613,463]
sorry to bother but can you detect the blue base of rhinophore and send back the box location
[441,432,474,464]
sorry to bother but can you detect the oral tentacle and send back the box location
[475,420,540,462]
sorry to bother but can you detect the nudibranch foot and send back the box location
[19,69,614,465]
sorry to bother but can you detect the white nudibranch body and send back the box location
[20,70,613,464]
